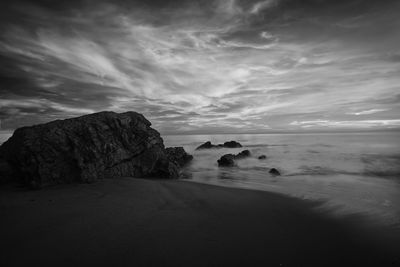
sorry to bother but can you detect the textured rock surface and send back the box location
[165,147,193,167]
[0,111,187,188]
[195,141,215,150]
[196,140,242,150]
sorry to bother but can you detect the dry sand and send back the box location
[0,178,399,266]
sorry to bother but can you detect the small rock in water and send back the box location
[217,150,251,167]
[269,168,281,176]
[235,150,251,159]
[196,140,242,150]
[258,155,267,160]
[223,141,242,148]
[217,154,236,167]
[195,141,214,150]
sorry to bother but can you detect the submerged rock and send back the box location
[0,111,191,188]
[165,147,193,167]
[217,150,251,167]
[258,155,267,160]
[269,168,281,176]
[196,140,242,150]
[217,154,236,167]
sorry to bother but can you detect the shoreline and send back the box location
[185,173,400,227]
[1,178,399,266]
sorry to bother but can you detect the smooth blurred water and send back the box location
[2,130,400,225]
[164,132,400,225]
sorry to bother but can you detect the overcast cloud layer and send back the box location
[0,0,399,134]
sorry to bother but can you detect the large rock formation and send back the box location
[196,140,242,150]
[0,111,191,188]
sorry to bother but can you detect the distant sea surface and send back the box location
[164,132,400,226]
[1,131,399,225]
[0,132,12,144]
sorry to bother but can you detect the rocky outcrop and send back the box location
[217,150,251,167]
[196,140,242,150]
[269,168,281,176]
[217,154,236,167]
[165,147,193,167]
[0,111,191,188]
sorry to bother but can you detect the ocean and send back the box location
[1,131,399,225]
[164,132,400,226]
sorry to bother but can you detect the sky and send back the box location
[0,0,399,134]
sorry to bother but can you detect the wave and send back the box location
[285,165,400,178]
[245,144,289,148]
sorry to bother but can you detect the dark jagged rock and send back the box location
[0,111,189,188]
[195,140,242,150]
[217,150,251,167]
[165,147,193,167]
[258,155,267,160]
[269,168,281,176]
[217,154,236,167]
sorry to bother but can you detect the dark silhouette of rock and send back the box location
[217,154,236,167]
[217,150,251,167]
[0,111,191,188]
[269,168,281,176]
[223,141,242,148]
[235,150,251,159]
[165,147,193,167]
[195,141,214,150]
[258,155,267,160]
[196,140,242,150]
[0,157,14,184]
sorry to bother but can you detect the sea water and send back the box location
[164,132,400,226]
[1,131,399,225]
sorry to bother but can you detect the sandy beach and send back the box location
[0,178,399,266]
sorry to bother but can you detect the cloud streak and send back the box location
[0,0,399,133]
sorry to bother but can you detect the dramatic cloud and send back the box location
[0,0,399,133]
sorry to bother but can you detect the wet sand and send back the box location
[0,178,399,266]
